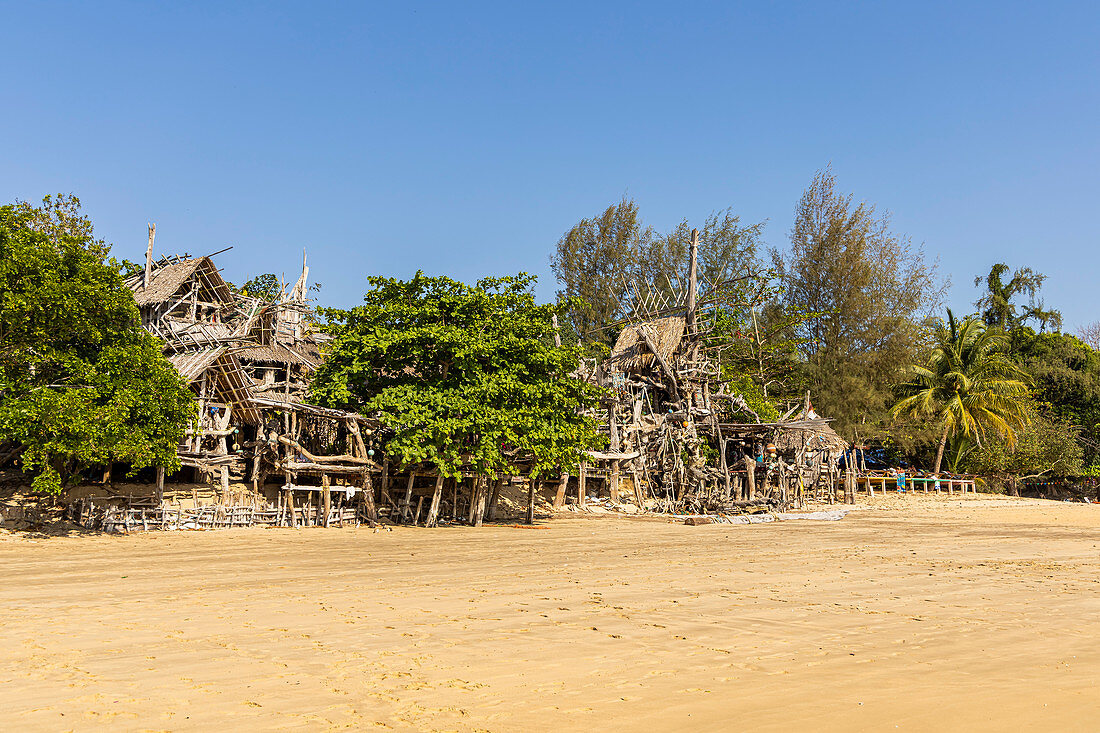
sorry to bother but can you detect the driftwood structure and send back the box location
[74,225,862,532]
[67,233,382,529]
[559,229,855,515]
[77,230,549,531]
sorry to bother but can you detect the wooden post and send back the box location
[220,466,230,498]
[322,474,331,528]
[609,407,620,503]
[402,472,416,524]
[778,459,788,508]
[361,470,377,522]
[380,460,390,509]
[526,477,537,524]
[144,223,155,289]
[426,474,444,527]
[578,463,587,507]
[686,228,698,337]
[719,438,730,502]
[285,483,297,528]
[744,456,756,499]
[553,473,570,510]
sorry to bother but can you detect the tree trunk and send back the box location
[933,424,950,474]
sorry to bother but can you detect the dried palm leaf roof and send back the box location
[166,347,261,425]
[127,257,234,306]
[772,420,849,454]
[609,315,686,372]
[236,343,319,369]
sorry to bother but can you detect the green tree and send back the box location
[551,200,767,350]
[638,208,766,310]
[550,197,654,348]
[773,165,946,437]
[0,199,195,493]
[974,263,1061,332]
[1008,327,1100,469]
[310,272,603,478]
[237,273,281,300]
[891,310,1031,474]
[964,401,1083,494]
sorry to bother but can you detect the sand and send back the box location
[1,493,1097,731]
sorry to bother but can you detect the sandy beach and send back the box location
[1,493,1097,732]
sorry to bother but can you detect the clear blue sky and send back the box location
[2,2,1098,329]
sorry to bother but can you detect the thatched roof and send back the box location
[772,420,848,454]
[166,347,261,425]
[236,343,319,369]
[128,257,234,307]
[167,346,227,381]
[609,315,685,372]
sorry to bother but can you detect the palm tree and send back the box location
[892,310,1031,474]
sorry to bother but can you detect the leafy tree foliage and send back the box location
[974,263,1061,332]
[0,198,194,493]
[773,165,946,438]
[891,310,1031,474]
[552,199,793,416]
[1008,327,1100,469]
[964,401,1083,492]
[551,199,766,350]
[310,272,603,478]
[237,273,281,300]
